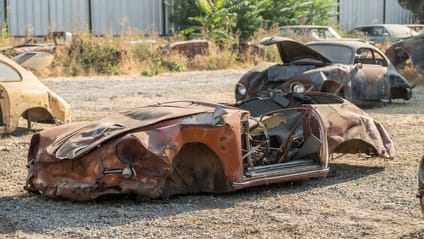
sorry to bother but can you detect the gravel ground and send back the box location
[1,70,424,238]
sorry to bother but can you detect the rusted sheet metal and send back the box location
[25,93,395,201]
[160,40,265,60]
[311,103,395,157]
[0,53,71,134]
[385,34,424,72]
[236,37,414,107]
[161,40,209,58]
[417,155,424,218]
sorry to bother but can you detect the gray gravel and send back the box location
[1,70,424,238]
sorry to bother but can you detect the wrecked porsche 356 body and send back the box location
[25,92,395,201]
[0,53,71,134]
[235,36,414,106]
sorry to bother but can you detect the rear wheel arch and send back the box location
[21,107,55,123]
[332,139,379,156]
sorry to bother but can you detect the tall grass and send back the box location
[2,26,423,84]
[35,31,271,77]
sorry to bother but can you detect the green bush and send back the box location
[66,37,121,75]
[141,54,188,76]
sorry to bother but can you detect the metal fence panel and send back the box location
[91,0,163,35]
[385,0,413,24]
[0,0,4,32]
[5,0,414,36]
[338,0,384,30]
[337,0,413,30]
[7,0,166,36]
[49,0,89,33]
[8,0,50,36]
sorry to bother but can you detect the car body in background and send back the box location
[306,39,414,102]
[385,34,424,73]
[0,53,71,134]
[351,24,417,43]
[280,25,342,41]
[406,24,424,33]
[235,37,413,106]
[0,31,72,56]
[160,39,210,58]
[160,40,265,60]
[24,92,394,201]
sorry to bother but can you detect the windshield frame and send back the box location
[306,43,354,65]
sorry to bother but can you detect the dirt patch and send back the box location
[0,70,423,238]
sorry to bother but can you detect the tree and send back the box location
[259,0,338,27]
[170,0,339,42]
[177,0,236,42]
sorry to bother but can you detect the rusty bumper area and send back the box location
[25,132,173,201]
[417,155,424,218]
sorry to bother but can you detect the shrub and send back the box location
[65,37,121,75]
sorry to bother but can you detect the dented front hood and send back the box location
[42,102,228,161]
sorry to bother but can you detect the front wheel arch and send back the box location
[161,143,231,197]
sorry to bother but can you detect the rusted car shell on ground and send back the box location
[0,53,71,134]
[25,94,395,201]
[417,155,424,218]
[385,34,424,72]
[160,40,265,60]
[236,37,414,106]
[161,40,209,58]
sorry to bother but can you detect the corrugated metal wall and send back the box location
[49,0,89,34]
[90,0,163,35]
[7,0,167,36]
[8,0,50,35]
[0,0,4,31]
[337,0,413,30]
[3,0,415,36]
[385,0,413,24]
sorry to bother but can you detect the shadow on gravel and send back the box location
[0,163,383,234]
[0,127,42,138]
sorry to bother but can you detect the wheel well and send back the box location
[161,143,230,197]
[21,107,55,124]
[333,139,378,156]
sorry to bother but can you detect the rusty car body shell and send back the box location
[161,40,265,60]
[385,34,424,72]
[0,53,71,134]
[235,37,413,106]
[25,92,394,201]
[161,40,209,58]
[417,155,424,217]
